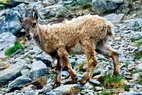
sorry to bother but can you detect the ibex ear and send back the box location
[17,13,24,23]
[32,7,38,20]
[19,16,23,23]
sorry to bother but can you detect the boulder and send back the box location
[92,0,124,14]
[0,4,27,35]
[38,4,69,21]
[29,60,49,80]
[0,63,27,84]
[29,60,49,88]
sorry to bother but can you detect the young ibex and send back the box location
[21,9,120,85]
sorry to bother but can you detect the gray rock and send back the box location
[8,76,32,89]
[42,0,61,6]
[38,4,68,21]
[81,89,96,95]
[35,52,52,67]
[77,0,92,4]
[38,83,53,94]
[14,0,36,2]
[92,0,124,14]
[136,64,142,71]
[119,92,142,95]
[84,82,93,89]
[8,85,39,95]
[46,92,62,95]
[21,68,31,76]
[0,4,27,35]
[0,32,16,58]
[0,63,27,84]
[132,73,140,81]
[135,45,142,55]
[89,79,101,86]
[104,13,124,23]
[123,18,142,31]
[47,84,80,95]
[29,60,49,80]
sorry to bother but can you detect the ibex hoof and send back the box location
[113,71,120,75]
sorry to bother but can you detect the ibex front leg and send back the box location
[54,57,62,86]
[80,40,98,84]
[57,47,78,83]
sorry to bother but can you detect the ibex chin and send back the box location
[21,9,120,85]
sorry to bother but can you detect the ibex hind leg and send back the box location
[96,40,120,75]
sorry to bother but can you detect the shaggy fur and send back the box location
[22,13,120,84]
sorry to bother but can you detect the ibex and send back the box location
[21,9,120,85]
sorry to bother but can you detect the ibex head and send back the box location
[20,7,39,40]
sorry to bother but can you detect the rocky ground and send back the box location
[0,0,142,95]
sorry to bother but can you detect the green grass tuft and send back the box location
[130,37,141,42]
[0,4,5,9]
[71,61,78,68]
[5,40,24,56]
[64,5,72,9]
[104,74,123,83]
[130,37,142,59]
[0,0,10,3]
[100,74,127,89]
[135,40,142,47]
[134,52,142,59]
[138,73,142,85]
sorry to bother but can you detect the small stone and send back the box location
[95,87,103,91]
[89,79,101,86]
[84,82,93,89]
[132,73,140,81]
[136,64,142,71]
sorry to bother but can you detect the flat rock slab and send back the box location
[104,13,124,23]
[8,75,32,90]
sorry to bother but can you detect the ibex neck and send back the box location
[32,24,44,49]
